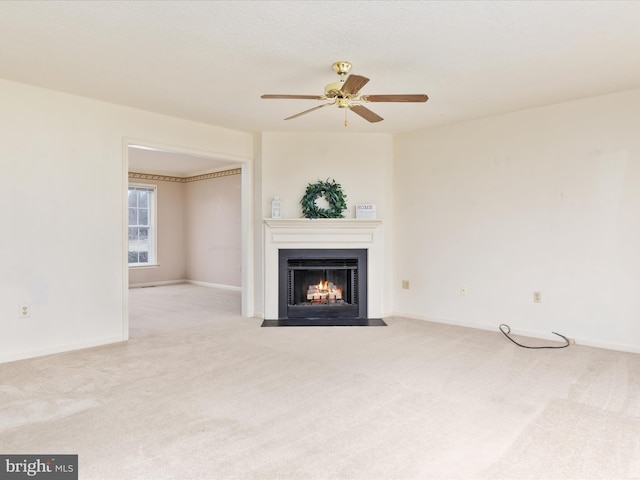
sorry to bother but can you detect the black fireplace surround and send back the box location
[261,248,385,326]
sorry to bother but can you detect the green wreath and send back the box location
[300,179,348,219]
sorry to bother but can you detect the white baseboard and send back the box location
[390,311,640,355]
[0,336,125,365]
[129,279,241,292]
[570,337,640,355]
[392,310,510,336]
[186,280,241,291]
[129,279,187,288]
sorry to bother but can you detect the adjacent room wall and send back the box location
[127,172,242,289]
[128,178,187,286]
[394,88,640,353]
[185,172,242,288]
[0,78,251,363]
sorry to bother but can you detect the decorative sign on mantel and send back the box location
[356,204,377,219]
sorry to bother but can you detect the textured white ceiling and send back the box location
[2,0,640,137]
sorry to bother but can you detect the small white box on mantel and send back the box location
[355,204,376,219]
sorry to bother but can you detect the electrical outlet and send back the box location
[533,291,542,303]
[401,280,410,290]
[19,304,30,318]
[459,285,468,296]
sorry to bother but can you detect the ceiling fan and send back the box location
[261,61,428,125]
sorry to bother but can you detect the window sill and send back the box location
[129,264,160,269]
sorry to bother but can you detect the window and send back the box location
[128,184,156,266]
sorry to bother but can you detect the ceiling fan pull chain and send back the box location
[344,109,348,127]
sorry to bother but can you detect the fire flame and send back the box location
[307,279,343,302]
[317,280,341,296]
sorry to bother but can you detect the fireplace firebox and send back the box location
[278,249,367,320]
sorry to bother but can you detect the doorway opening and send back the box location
[123,141,251,339]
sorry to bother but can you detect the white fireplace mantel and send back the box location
[263,219,384,319]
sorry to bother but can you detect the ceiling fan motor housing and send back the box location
[324,82,346,98]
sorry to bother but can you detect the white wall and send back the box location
[260,132,394,221]
[251,134,263,317]
[394,88,640,353]
[257,132,394,317]
[0,79,251,363]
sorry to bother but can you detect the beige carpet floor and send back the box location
[1,283,639,479]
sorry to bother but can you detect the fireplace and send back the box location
[262,218,385,324]
[278,249,367,320]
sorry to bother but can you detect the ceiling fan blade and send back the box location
[261,94,324,100]
[284,103,333,120]
[362,94,429,103]
[350,105,384,123]
[341,75,370,95]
